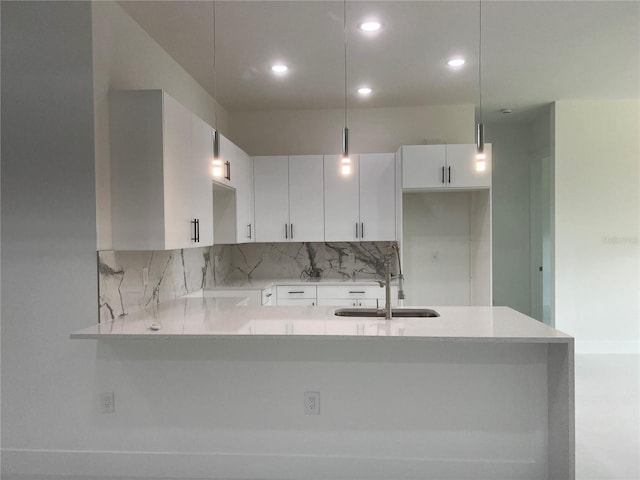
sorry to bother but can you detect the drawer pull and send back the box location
[348,290,366,294]
[288,291,305,294]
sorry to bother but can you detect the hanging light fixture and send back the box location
[475,0,486,172]
[211,1,226,179]
[340,0,351,175]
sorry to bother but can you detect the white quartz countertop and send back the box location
[72,297,572,343]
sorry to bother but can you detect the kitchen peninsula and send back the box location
[72,298,574,480]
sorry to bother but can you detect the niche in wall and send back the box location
[402,190,491,306]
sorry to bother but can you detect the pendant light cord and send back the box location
[213,1,218,131]
[344,0,347,130]
[478,0,483,125]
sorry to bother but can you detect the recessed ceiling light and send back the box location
[271,64,288,74]
[447,57,466,68]
[359,21,381,32]
[357,87,373,96]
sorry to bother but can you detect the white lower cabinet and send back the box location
[316,285,398,308]
[275,285,317,306]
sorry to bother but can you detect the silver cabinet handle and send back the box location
[441,166,445,184]
[191,218,199,242]
[247,224,252,239]
[355,222,359,239]
[448,166,452,184]
[290,223,294,239]
[285,223,288,239]
[361,222,364,239]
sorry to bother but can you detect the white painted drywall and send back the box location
[403,192,473,306]
[486,123,532,315]
[1,0,99,466]
[92,1,229,250]
[554,100,640,353]
[228,104,475,156]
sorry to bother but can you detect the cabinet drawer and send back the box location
[276,285,317,300]
[317,285,382,299]
[277,298,316,306]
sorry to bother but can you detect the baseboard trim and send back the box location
[2,448,545,480]
[575,340,640,354]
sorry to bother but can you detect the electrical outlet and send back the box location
[142,267,149,285]
[100,392,115,414]
[304,391,320,415]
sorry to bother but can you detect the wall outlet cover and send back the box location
[304,391,320,415]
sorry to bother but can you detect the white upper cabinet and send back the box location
[234,147,255,243]
[253,156,289,242]
[188,114,215,246]
[109,90,213,250]
[445,144,492,188]
[324,154,396,242]
[253,155,324,242]
[212,135,255,245]
[401,145,446,189]
[214,132,236,188]
[324,154,361,241]
[288,155,325,242]
[401,144,491,190]
[359,153,396,241]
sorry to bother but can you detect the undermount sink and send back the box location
[334,307,440,318]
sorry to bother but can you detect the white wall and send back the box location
[554,100,640,353]
[93,1,229,250]
[1,0,99,464]
[486,124,532,315]
[228,104,475,156]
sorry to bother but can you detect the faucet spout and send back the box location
[384,260,392,319]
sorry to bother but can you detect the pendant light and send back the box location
[340,0,351,175]
[211,1,227,180]
[475,0,486,172]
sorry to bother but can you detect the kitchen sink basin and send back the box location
[334,307,439,318]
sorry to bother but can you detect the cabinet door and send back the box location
[401,145,446,189]
[215,133,235,188]
[359,153,396,241]
[253,156,289,242]
[234,147,255,243]
[276,298,317,306]
[445,144,492,188]
[316,298,359,307]
[324,154,360,242]
[189,114,214,246]
[162,92,196,250]
[289,155,325,242]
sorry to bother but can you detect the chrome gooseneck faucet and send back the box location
[378,242,406,319]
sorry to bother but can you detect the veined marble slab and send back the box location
[98,242,396,320]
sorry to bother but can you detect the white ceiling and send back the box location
[118,1,640,123]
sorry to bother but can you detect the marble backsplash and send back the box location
[221,241,397,282]
[98,241,396,321]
